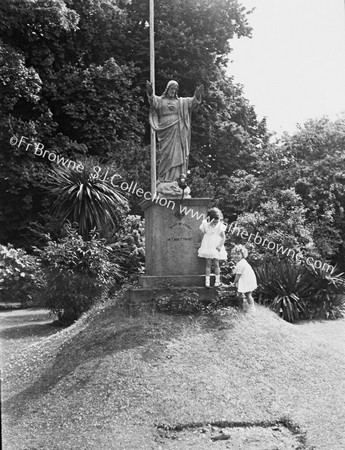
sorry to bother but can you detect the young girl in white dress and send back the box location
[231,244,257,310]
[198,208,227,287]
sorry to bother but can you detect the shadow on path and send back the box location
[0,308,62,362]
[0,308,60,338]
[0,322,61,340]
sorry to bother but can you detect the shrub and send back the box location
[153,285,239,315]
[153,287,202,314]
[219,260,236,285]
[230,190,319,266]
[0,244,45,306]
[207,285,241,311]
[37,224,121,325]
[107,215,145,281]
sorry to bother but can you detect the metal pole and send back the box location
[149,0,156,196]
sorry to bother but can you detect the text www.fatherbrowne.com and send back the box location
[176,204,334,274]
[10,134,332,272]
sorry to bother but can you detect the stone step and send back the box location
[140,275,205,288]
[128,285,240,308]
[139,274,231,288]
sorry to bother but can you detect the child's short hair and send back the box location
[207,207,223,222]
[231,244,248,259]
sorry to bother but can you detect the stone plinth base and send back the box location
[129,287,239,308]
[139,275,205,288]
[128,284,239,309]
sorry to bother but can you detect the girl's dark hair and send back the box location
[207,207,223,221]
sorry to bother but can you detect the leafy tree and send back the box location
[223,117,345,268]
[230,188,318,265]
[0,0,80,246]
[0,0,270,248]
[0,0,79,73]
[0,1,142,245]
[260,117,345,264]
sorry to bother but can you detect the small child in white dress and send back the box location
[198,208,227,287]
[231,244,257,310]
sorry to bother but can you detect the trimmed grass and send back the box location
[2,300,345,449]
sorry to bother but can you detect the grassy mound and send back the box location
[2,299,345,449]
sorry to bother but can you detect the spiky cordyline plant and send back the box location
[255,260,345,321]
[255,261,315,322]
[47,160,129,240]
[305,264,345,319]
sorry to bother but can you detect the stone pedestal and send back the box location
[129,198,236,306]
[143,197,211,279]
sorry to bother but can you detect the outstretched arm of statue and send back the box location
[194,84,204,102]
[146,80,160,113]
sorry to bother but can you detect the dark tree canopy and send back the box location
[0,0,268,247]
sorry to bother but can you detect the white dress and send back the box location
[235,258,257,293]
[198,220,227,260]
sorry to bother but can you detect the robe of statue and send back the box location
[148,93,201,183]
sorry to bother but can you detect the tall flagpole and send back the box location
[149,0,156,196]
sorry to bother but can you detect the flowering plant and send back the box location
[0,244,45,305]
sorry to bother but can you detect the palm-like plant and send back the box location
[255,261,315,322]
[305,264,345,319]
[47,158,128,239]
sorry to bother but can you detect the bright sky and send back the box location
[229,0,345,135]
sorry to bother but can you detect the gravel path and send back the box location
[0,308,60,366]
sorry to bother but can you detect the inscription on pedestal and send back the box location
[142,198,212,276]
[166,222,200,267]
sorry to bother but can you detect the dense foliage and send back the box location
[37,225,121,324]
[255,261,345,322]
[0,0,267,246]
[0,243,44,306]
[152,285,238,315]
[217,117,345,272]
[1,1,345,321]
[153,287,202,314]
[107,215,145,281]
[229,188,318,265]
